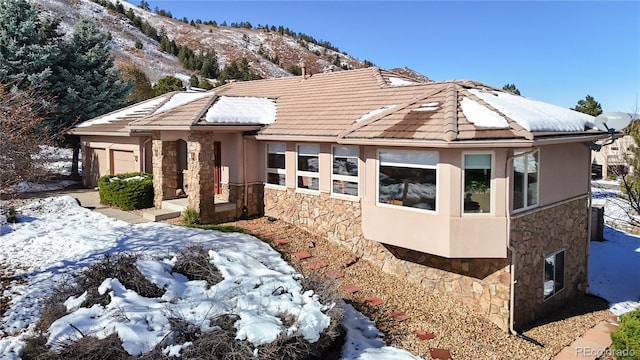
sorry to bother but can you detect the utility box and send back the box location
[591,205,604,241]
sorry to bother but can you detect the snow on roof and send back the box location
[356,105,398,123]
[469,89,595,132]
[388,77,419,86]
[204,96,276,124]
[76,96,167,127]
[152,91,212,114]
[460,97,509,128]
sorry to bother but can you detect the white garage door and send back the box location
[112,150,136,174]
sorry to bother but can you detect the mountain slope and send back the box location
[32,0,376,83]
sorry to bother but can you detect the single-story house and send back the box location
[71,67,610,332]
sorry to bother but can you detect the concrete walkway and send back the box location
[13,187,149,224]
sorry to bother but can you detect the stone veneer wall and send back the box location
[211,183,264,223]
[152,132,177,208]
[184,133,216,222]
[510,196,589,329]
[264,188,512,331]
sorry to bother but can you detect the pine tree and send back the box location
[153,75,184,95]
[52,20,133,175]
[502,83,521,95]
[572,95,603,116]
[0,0,63,90]
[189,74,199,87]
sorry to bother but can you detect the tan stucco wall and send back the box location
[361,147,509,258]
[538,143,591,207]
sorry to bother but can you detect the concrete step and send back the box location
[161,198,189,212]
[142,208,181,221]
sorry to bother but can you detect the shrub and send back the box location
[172,245,222,287]
[611,308,640,360]
[181,207,200,225]
[98,172,153,211]
[6,206,18,223]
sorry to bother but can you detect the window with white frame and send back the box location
[266,143,286,186]
[378,151,437,211]
[544,250,565,300]
[513,150,539,211]
[463,153,492,214]
[297,144,319,191]
[332,146,359,196]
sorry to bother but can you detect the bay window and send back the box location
[513,150,539,211]
[463,153,492,214]
[378,151,437,211]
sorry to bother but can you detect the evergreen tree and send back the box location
[572,95,603,116]
[502,83,521,95]
[0,0,63,90]
[52,20,133,175]
[189,74,199,87]
[153,75,183,95]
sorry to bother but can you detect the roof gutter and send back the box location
[126,125,263,132]
[336,138,536,148]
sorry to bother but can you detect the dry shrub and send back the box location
[23,333,133,360]
[35,253,164,332]
[171,245,223,287]
[179,314,255,360]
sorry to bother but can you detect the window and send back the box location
[513,150,539,211]
[266,143,286,186]
[297,144,319,191]
[463,153,492,213]
[378,151,437,211]
[332,146,359,196]
[544,250,565,300]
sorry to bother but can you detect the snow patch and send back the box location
[77,96,167,127]
[460,97,509,128]
[388,77,418,86]
[469,89,595,132]
[152,91,213,114]
[356,105,398,123]
[205,96,276,124]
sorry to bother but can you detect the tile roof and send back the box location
[73,67,605,143]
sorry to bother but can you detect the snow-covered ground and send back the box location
[0,196,420,359]
[1,146,80,195]
[589,182,640,315]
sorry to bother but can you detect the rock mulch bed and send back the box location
[225,217,613,360]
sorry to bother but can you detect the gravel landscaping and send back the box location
[223,217,613,360]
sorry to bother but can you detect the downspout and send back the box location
[241,136,249,219]
[585,148,593,294]
[506,148,544,347]
[142,138,152,173]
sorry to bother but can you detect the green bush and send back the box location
[611,308,640,360]
[98,172,153,211]
[181,207,200,225]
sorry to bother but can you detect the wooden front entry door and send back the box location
[214,141,222,195]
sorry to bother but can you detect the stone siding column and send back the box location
[152,131,178,208]
[185,133,215,222]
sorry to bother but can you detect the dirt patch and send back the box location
[222,217,612,360]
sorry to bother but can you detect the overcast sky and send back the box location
[145,0,640,114]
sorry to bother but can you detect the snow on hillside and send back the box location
[32,0,368,82]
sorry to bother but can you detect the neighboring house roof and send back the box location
[73,67,606,144]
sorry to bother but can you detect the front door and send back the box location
[214,141,222,195]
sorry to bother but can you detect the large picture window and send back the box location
[297,144,319,191]
[544,250,565,300]
[463,153,492,214]
[266,143,286,186]
[332,146,359,196]
[513,150,539,211]
[378,151,437,211]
